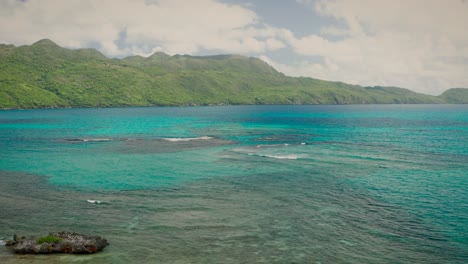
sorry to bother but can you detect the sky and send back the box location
[1,0,467,95]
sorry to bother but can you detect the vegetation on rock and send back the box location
[36,235,63,244]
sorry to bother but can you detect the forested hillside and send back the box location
[0,39,465,109]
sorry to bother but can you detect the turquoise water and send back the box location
[0,105,466,263]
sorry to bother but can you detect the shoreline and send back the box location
[1,102,467,111]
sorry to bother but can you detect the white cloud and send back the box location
[275,31,468,95]
[265,38,285,50]
[291,0,468,95]
[0,0,286,56]
[1,0,467,94]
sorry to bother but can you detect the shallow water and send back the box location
[0,105,467,263]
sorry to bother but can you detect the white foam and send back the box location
[162,136,213,142]
[256,144,288,148]
[255,143,308,148]
[83,138,112,142]
[87,199,103,204]
[0,240,5,246]
[262,154,301,160]
[67,138,112,142]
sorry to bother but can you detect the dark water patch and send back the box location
[188,173,465,264]
[114,137,235,154]
[0,118,59,125]
[1,170,466,263]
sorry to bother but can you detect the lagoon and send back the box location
[0,105,467,263]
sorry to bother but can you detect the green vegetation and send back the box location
[439,88,468,104]
[36,235,63,244]
[0,39,465,109]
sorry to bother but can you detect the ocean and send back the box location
[0,105,466,263]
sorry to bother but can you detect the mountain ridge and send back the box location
[0,39,467,109]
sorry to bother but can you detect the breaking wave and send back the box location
[249,153,304,160]
[65,138,112,142]
[162,136,214,142]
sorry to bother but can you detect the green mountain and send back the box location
[0,39,465,109]
[439,88,468,104]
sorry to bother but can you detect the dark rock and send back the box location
[6,232,109,254]
[5,240,16,246]
[4,234,18,246]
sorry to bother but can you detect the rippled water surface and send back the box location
[0,105,467,263]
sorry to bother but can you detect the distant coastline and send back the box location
[1,39,467,110]
[1,102,468,112]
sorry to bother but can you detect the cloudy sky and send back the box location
[1,0,467,95]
